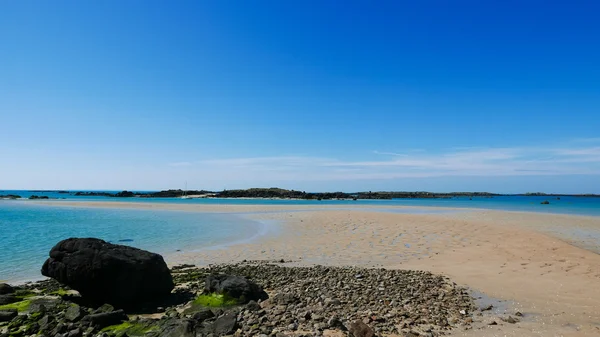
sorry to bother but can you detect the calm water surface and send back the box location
[2,191,599,283]
[0,202,263,283]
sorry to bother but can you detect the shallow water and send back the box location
[0,202,263,283]
[3,190,600,216]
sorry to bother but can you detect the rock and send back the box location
[191,308,215,323]
[212,312,238,335]
[272,293,299,305]
[541,200,550,205]
[502,316,519,324]
[67,328,82,337]
[30,298,61,311]
[155,318,196,337]
[0,294,17,305]
[481,304,493,311]
[246,300,261,311]
[28,303,47,315]
[205,274,267,304]
[0,309,18,322]
[51,322,68,336]
[38,315,56,331]
[93,304,115,314]
[515,311,523,317]
[65,305,85,322]
[0,283,14,295]
[348,320,374,337]
[80,310,128,329]
[327,316,346,330]
[41,238,174,307]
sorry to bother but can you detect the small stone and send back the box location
[65,305,85,322]
[459,310,467,315]
[192,308,215,323]
[68,328,82,337]
[348,320,374,337]
[93,303,115,314]
[246,300,261,311]
[515,311,523,317]
[503,316,519,324]
[212,312,238,335]
[327,316,346,330]
[38,315,56,331]
[0,309,17,322]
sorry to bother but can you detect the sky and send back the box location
[1,0,599,193]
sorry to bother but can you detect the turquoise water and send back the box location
[2,192,600,283]
[2,190,600,216]
[0,202,263,283]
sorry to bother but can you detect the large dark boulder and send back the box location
[205,274,267,304]
[41,238,174,308]
[0,283,14,295]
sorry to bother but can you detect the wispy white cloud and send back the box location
[180,141,600,182]
[372,150,409,156]
[168,161,193,167]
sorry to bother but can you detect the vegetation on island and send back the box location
[3,188,599,200]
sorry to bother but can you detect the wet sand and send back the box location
[34,201,600,336]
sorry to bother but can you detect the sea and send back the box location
[1,190,599,283]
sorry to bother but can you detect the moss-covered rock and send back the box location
[193,293,238,307]
[100,321,159,336]
[0,300,31,312]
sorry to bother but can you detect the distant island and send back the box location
[2,188,597,200]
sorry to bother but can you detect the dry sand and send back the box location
[35,201,600,336]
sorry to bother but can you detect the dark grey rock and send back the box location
[272,293,299,305]
[67,328,82,337]
[41,238,174,308]
[205,274,267,304]
[38,315,56,331]
[191,308,215,323]
[93,303,114,314]
[81,309,128,329]
[246,300,261,311]
[0,294,17,305]
[327,316,346,330]
[65,305,85,322]
[51,322,68,336]
[0,283,14,295]
[28,303,47,315]
[211,312,238,335]
[31,298,61,310]
[156,318,196,337]
[0,309,17,322]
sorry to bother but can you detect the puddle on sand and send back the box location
[470,289,514,315]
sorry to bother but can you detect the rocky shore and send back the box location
[0,237,522,337]
[0,261,518,337]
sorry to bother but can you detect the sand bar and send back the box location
[31,200,600,336]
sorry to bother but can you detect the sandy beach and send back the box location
[34,201,600,336]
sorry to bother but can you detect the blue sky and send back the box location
[1,1,599,193]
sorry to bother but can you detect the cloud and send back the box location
[168,161,193,167]
[184,141,600,182]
